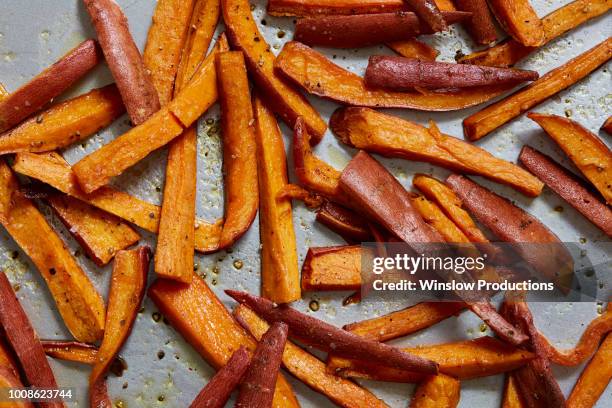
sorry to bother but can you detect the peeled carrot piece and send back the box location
[315,201,373,243]
[0,40,101,133]
[11,152,222,252]
[222,0,327,142]
[0,85,124,155]
[46,194,140,266]
[459,0,612,67]
[0,366,33,408]
[330,107,543,197]
[0,272,64,408]
[216,51,259,249]
[387,39,439,61]
[463,38,612,141]
[42,341,99,365]
[254,96,300,303]
[529,113,612,205]
[410,374,460,408]
[301,246,363,291]
[276,41,517,111]
[90,246,150,406]
[487,0,544,46]
[0,161,105,343]
[234,304,390,408]
[148,276,300,408]
[502,374,525,408]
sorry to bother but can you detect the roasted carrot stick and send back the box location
[276,42,518,111]
[487,0,544,46]
[315,201,373,243]
[0,367,33,408]
[409,374,460,408]
[190,346,251,408]
[0,85,124,155]
[41,341,99,365]
[0,39,101,133]
[463,38,612,141]
[387,40,439,61]
[301,246,363,291]
[234,304,390,408]
[459,0,611,67]
[148,276,300,408]
[83,0,160,125]
[528,113,612,205]
[405,0,448,32]
[0,272,64,408]
[222,0,327,142]
[519,145,612,236]
[226,290,439,374]
[454,0,497,44]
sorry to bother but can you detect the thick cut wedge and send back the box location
[486,0,544,46]
[301,246,362,291]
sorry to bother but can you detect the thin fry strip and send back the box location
[463,38,612,141]
[459,0,612,67]
[267,0,455,15]
[405,0,447,32]
[409,374,460,408]
[454,0,498,45]
[387,39,439,61]
[486,0,544,46]
[42,341,99,365]
[410,194,471,243]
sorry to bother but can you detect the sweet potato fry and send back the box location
[316,201,373,243]
[528,113,612,205]
[409,194,471,243]
[72,35,227,193]
[410,374,460,408]
[234,304,390,408]
[602,116,612,134]
[459,0,612,67]
[328,336,534,382]
[454,0,497,45]
[216,51,259,250]
[148,276,300,408]
[0,85,124,155]
[190,346,251,408]
[277,184,323,208]
[90,246,150,405]
[387,40,439,61]
[446,174,573,290]
[0,39,101,133]
[11,152,222,252]
[83,0,160,125]
[0,161,105,343]
[226,290,439,374]
[406,0,448,32]
[301,246,363,291]
[254,96,300,303]
[0,272,63,408]
[46,194,140,266]
[222,0,327,142]
[463,38,612,141]
[293,11,469,48]
[276,42,517,111]
[365,56,538,90]
[0,336,19,376]
[487,0,544,46]
[502,374,525,408]
[268,0,408,16]
[519,145,612,236]
[0,367,33,408]
[331,108,543,196]
[42,341,98,365]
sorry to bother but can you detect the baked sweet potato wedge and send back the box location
[42,340,99,365]
[46,194,140,266]
[528,113,612,205]
[276,42,517,111]
[83,0,160,125]
[387,40,439,61]
[331,108,543,197]
[0,161,105,343]
[301,246,362,291]
[463,38,612,141]
[405,0,448,32]
[267,0,456,16]
[454,0,498,45]
[0,85,124,155]
[519,145,612,236]
[254,96,300,303]
[222,0,327,142]
[459,0,612,67]
[410,374,460,408]
[148,276,300,408]
[234,304,390,408]
[0,39,101,133]
[316,201,373,243]
[487,0,544,46]
[409,194,471,243]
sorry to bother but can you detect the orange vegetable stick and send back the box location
[90,246,150,407]
[410,194,471,243]
[276,41,518,111]
[0,161,105,343]
[409,374,460,408]
[459,0,612,67]
[0,85,124,155]
[267,0,456,15]
[42,341,99,365]
[216,51,259,249]
[276,183,324,208]
[463,38,612,141]
[315,201,373,243]
[254,96,300,303]
[148,276,300,408]
[502,374,526,408]
[330,107,543,197]
[0,367,33,408]
[234,304,390,408]
[46,194,140,266]
[301,246,363,291]
[529,113,612,205]
[11,152,222,252]
[486,0,544,46]
[0,39,101,133]
[405,0,448,32]
[387,39,439,61]
[454,0,498,45]
[222,0,327,143]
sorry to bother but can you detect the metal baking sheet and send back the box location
[0,0,610,406]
